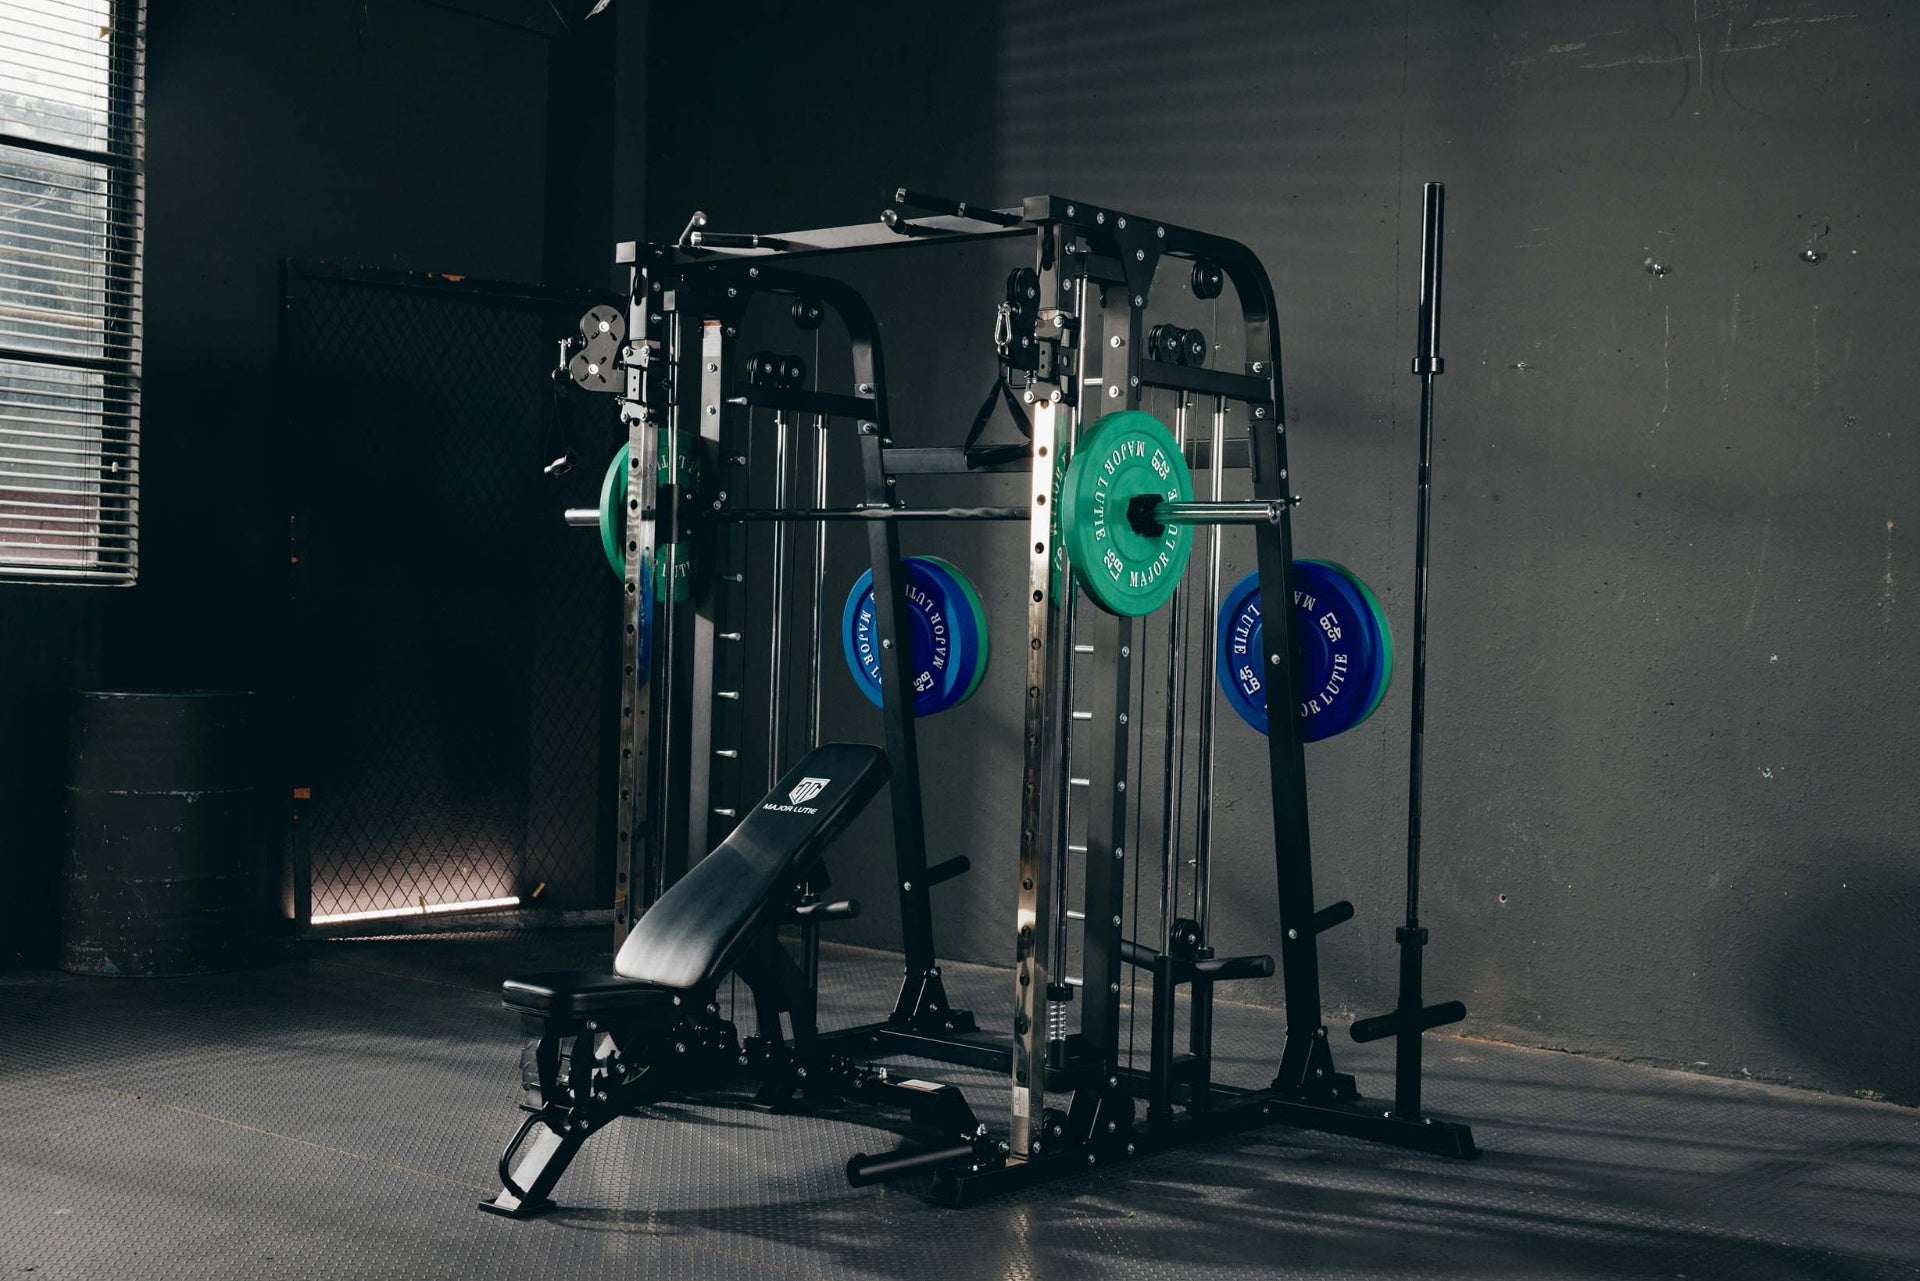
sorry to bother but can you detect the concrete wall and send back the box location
[648,0,1920,1102]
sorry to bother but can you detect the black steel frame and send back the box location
[596,189,1474,1204]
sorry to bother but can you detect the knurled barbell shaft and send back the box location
[570,500,1296,529]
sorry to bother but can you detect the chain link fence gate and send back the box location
[281,264,621,930]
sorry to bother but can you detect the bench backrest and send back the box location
[614,742,889,990]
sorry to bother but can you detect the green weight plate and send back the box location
[599,442,628,578]
[921,555,991,703]
[1062,410,1193,617]
[1331,559,1395,723]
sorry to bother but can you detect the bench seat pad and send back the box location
[501,971,676,1019]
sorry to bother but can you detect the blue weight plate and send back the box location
[915,555,987,707]
[1216,561,1388,742]
[841,558,965,715]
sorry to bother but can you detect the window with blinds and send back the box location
[0,0,143,583]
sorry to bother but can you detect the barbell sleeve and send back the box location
[1150,498,1298,526]
[563,507,600,527]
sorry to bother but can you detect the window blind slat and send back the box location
[0,0,139,585]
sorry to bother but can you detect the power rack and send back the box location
[566,189,1474,1203]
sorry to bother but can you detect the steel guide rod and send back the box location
[1186,394,1228,1096]
[1158,393,1191,953]
[807,414,828,748]
[766,411,792,785]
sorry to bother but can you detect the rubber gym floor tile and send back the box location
[0,929,1914,1280]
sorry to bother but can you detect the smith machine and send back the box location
[510,186,1474,1209]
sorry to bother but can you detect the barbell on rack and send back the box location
[1058,409,1298,617]
[568,408,1391,732]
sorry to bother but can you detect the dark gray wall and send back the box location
[649,0,1920,1103]
[0,0,640,965]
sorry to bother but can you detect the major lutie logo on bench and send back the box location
[765,775,832,815]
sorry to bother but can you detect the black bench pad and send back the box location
[501,972,676,1020]
[614,743,889,989]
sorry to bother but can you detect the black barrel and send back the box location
[62,691,256,977]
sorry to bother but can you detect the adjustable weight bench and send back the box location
[481,741,889,1217]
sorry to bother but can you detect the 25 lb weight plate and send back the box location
[1216,560,1392,742]
[1061,410,1193,617]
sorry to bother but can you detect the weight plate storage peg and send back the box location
[841,557,981,716]
[1061,410,1193,617]
[1216,560,1393,742]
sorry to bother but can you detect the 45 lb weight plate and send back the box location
[1217,560,1393,742]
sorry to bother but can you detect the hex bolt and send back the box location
[1130,375,1140,387]
[882,638,893,649]
[1134,249,1145,262]
[903,881,913,892]
[1132,295,1144,307]
[1155,226,1166,239]
[1107,385,1121,399]
[1086,1154,1098,1166]
[1024,390,1036,404]
[1050,388,1063,403]
[1120,646,1130,658]
[1110,982,1120,994]
[1118,712,1128,724]
[1271,653,1282,666]
[726,287,737,298]
[1109,335,1124,348]
[1112,915,1122,927]
[1254,406,1267,419]
[1279,469,1288,479]
[1286,928,1298,940]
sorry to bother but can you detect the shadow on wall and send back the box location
[1751,845,1920,1106]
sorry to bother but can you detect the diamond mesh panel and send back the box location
[283,267,621,922]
